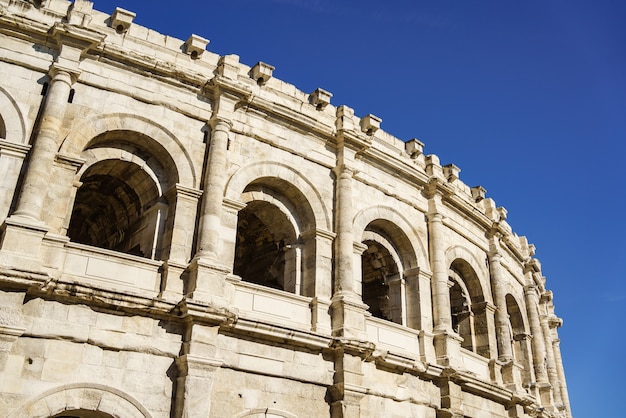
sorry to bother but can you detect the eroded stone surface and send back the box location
[0,1,571,417]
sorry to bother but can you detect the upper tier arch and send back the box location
[224,160,331,231]
[353,205,428,269]
[59,113,197,188]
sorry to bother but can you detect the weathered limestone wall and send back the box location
[0,1,571,417]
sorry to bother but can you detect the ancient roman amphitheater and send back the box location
[0,1,571,417]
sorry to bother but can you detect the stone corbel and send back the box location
[110,7,135,33]
[250,61,274,85]
[184,34,209,59]
[310,87,332,110]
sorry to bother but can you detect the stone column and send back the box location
[487,247,514,362]
[14,65,76,221]
[186,117,236,305]
[335,164,356,295]
[0,65,78,271]
[426,188,462,366]
[330,161,367,338]
[523,285,548,383]
[328,340,372,418]
[196,117,231,260]
[551,337,572,417]
[540,314,561,408]
[426,210,451,332]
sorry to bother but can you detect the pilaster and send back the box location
[328,339,374,418]
[523,283,548,384]
[330,108,372,339]
[187,88,239,306]
[487,234,514,362]
[174,314,231,418]
[425,180,462,367]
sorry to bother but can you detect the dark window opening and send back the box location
[68,160,167,259]
[361,240,402,324]
[234,200,297,292]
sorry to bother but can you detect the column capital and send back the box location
[332,163,355,179]
[353,241,368,255]
[487,249,503,262]
[524,284,539,297]
[208,116,232,131]
[49,62,81,85]
[426,211,444,223]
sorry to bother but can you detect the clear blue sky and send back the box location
[94,1,625,416]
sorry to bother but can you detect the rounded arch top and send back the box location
[353,205,428,269]
[446,246,491,303]
[233,408,298,418]
[60,113,196,188]
[7,383,153,418]
[225,161,331,231]
[0,85,27,143]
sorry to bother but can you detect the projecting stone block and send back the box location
[250,61,275,85]
[310,88,332,110]
[360,113,382,135]
[110,7,135,33]
[184,34,209,59]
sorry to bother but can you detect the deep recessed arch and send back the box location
[233,176,320,295]
[66,129,177,260]
[353,208,425,328]
[506,293,532,381]
[448,256,491,358]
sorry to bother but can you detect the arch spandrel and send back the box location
[0,85,27,143]
[352,205,428,270]
[7,383,152,418]
[59,113,196,188]
[224,161,331,232]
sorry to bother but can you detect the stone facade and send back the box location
[0,1,572,417]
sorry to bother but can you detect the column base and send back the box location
[501,360,525,395]
[433,329,463,368]
[329,292,368,339]
[0,215,49,272]
[185,256,235,309]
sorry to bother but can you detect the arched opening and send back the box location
[358,219,419,326]
[51,410,114,418]
[234,200,298,292]
[507,294,532,380]
[362,239,400,323]
[67,159,168,259]
[67,130,177,260]
[450,277,474,351]
[233,178,319,296]
[449,259,490,358]
[0,115,6,138]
